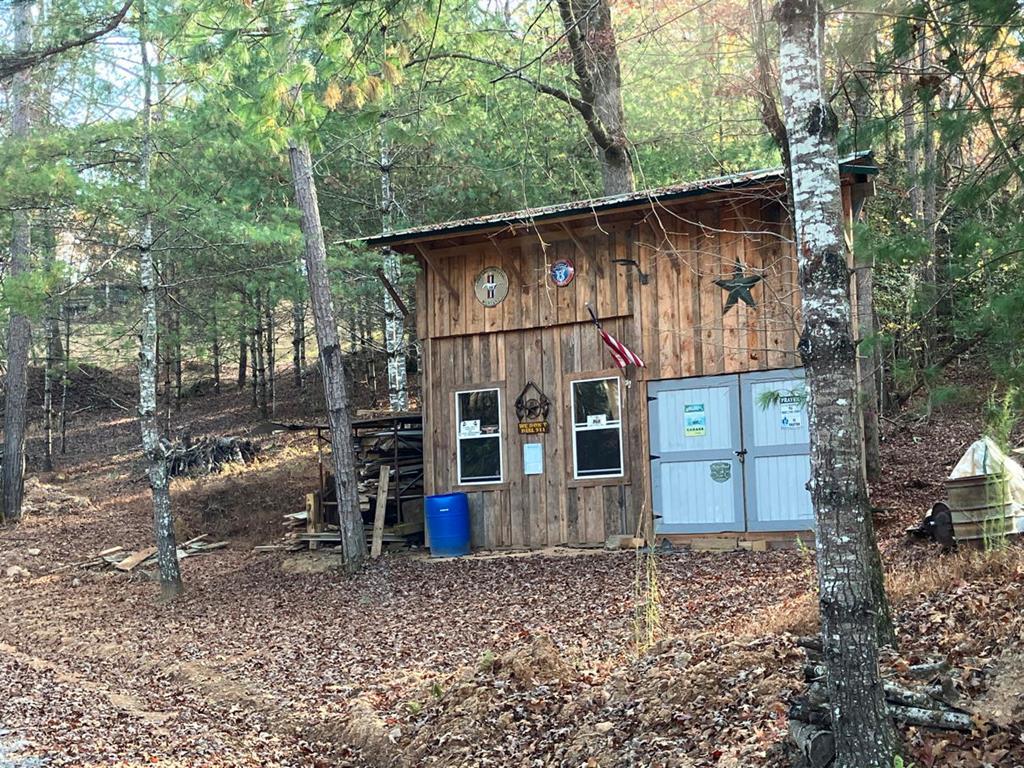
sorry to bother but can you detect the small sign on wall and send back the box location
[524,443,544,475]
[684,403,706,437]
[459,419,481,437]
[518,421,549,435]
[779,395,803,429]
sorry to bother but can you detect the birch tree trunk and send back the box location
[1,0,36,523]
[379,110,409,411]
[777,1,895,765]
[288,140,365,568]
[137,0,182,600]
[42,316,55,472]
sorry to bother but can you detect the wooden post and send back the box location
[371,465,390,559]
[307,492,322,551]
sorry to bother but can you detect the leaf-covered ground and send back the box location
[0,366,1022,767]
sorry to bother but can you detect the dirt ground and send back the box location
[1,365,1023,767]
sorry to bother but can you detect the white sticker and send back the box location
[684,403,706,437]
[459,419,481,437]
[523,443,544,475]
[587,414,608,427]
[779,396,803,429]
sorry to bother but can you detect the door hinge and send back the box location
[649,454,661,461]
[647,395,657,402]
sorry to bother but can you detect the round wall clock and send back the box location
[474,266,509,307]
[550,258,575,287]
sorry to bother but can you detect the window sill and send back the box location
[453,481,509,492]
[568,475,629,490]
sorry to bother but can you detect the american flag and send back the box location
[599,328,646,368]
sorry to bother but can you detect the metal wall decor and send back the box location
[549,258,575,287]
[515,381,551,434]
[474,266,509,307]
[714,265,762,314]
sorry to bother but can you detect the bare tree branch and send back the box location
[0,1,134,80]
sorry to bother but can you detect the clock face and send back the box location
[550,258,575,287]
[474,266,509,307]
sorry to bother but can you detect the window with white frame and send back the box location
[456,388,503,484]
[571,377,624,479]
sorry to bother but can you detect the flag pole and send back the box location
[585,302,601,329]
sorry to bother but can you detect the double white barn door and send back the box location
[649,369,814,533]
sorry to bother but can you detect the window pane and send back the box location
[459,436,501,482]
[458,390,500,434]
[573,379,620,426]
[575,428,622,476]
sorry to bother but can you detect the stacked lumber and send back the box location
[56,535,228,573]
[350,417,423,526]
[166,436,259,477]
[787,636,982,768]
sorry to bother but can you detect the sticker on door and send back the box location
[779,395,803,429]
[684,403,706,437]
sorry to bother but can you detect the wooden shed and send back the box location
[364,152,877,550]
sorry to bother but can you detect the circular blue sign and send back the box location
[550,258,575,287]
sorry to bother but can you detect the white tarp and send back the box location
[949,437,1024,530]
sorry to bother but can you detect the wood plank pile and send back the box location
[788,636,983,768]
[166,436,259,477]
[55,535,228,573]
[351,418,423,525]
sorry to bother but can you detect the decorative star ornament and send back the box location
[714,266,762,314]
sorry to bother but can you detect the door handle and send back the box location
[734,449,747,463]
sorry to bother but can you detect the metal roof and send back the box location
[359,150,876,248]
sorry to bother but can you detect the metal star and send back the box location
[714,266,762,314]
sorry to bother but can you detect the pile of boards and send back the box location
[60,534,228,573]
[166,436,259,477]
[252,511,310,552]
[351,417,423,525]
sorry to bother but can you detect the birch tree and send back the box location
[379,24,408,412]
[777,0,896,765]
[137,0,182,599]
[1,0,37,524]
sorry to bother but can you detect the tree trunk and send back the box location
[253,293,268,419]
[379,88,409,411]
[777,2,896,766]
[137,0,182,601]
[919,30,938,363]
[292,298,304,388]
[59,303,70,455]
[42,313,57,472]
[249,333,258,408]
[555,0,634,194]
[173,312,182,413]
[211,307,221,394]
[264,291,275,415]
[287,140,365,569]
[237,321,247,390]
[1,0,36,524]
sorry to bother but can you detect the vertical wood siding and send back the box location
[411,185,834,548]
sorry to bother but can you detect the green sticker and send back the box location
[684,403,706,437]
[710,461,731,483]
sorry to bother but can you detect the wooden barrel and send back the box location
[946,474,1014,543]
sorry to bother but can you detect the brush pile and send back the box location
[165,436,259,477]
[787,636,985,767]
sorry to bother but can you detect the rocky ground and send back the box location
[0,364,1022,767]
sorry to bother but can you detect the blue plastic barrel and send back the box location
[425,492,471,557]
